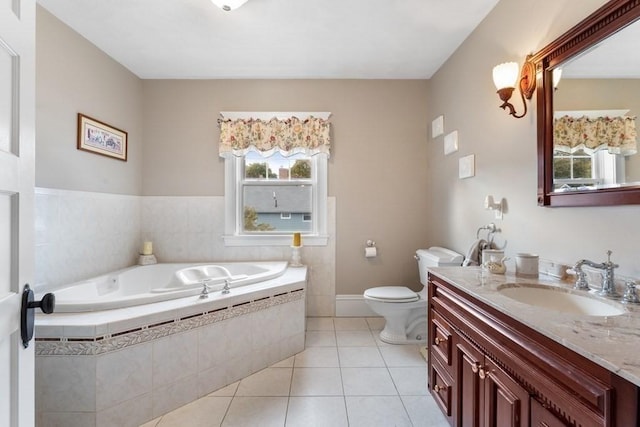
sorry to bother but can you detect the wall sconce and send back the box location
[484,195,505,219]
[211,0,249,11]
[492,55,536,119]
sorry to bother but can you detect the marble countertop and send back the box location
[428,266,640,387]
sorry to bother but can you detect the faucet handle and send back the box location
[605,250,619,268]
[622,281,640,304]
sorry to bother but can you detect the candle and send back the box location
[142,241,153,255]
[292,233,301,247]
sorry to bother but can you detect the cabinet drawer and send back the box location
[430,310,453,368]
[530,398,566,427]
[430,357,454,420]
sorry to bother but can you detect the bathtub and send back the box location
[45,261,288,312]
[35,262,306,427]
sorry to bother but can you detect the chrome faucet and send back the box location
[222,279,231,294]
[199,278,213,299]
[572,250,619,298]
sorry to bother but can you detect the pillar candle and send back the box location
[292,233,301,247]
[142,241,153,255]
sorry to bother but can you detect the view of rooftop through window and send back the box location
[242,151,313,233]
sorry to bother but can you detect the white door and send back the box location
[0,0,37,425]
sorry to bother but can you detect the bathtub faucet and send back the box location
[199,278,213,299]
[222,280,231,294]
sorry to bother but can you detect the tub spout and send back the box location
[222,280,231,294]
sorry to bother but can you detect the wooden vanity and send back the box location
[427,271,640,427]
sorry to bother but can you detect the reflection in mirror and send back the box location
[552,19,640,193]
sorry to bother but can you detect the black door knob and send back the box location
[21,284,55,348]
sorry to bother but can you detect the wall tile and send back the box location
[35,355,96,412]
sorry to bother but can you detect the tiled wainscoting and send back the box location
[35,188,336,316]
[35,287,306,427]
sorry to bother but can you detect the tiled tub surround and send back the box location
[35,267,307,427]
[428,266,640,387]
[35,188,336,316]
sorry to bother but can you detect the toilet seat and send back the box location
[363,286,419,303]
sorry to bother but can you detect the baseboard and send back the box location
[335,294,378,317]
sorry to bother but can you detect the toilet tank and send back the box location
[416,247,463,285]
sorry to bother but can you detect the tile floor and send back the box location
[140,317,449,427]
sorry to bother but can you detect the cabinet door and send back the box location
[482,358,530,427]
[455,335,484,427]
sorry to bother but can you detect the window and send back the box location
[553,148,624,190]
[219,112,330,246]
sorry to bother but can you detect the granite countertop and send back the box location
[428,266,640,387]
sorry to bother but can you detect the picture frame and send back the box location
[77,113,128,161]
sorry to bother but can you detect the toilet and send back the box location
[364,247,463,344]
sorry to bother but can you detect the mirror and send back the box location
[533,1,640,206]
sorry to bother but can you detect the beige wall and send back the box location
[36,6,143,195]
[426,0,640,279]
[142,79,431,294]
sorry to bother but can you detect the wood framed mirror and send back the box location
[532,0,640,207]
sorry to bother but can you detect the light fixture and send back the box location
[484,195,505,219]
[211,0,249,11]
[492,54,536,119]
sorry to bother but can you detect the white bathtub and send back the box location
[45,261,289,312]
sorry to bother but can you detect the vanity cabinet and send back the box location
[427,273,640,427]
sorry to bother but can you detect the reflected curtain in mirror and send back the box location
[554,115,638,155]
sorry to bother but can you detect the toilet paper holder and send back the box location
[365,240,377,258]
[366,240,376,248]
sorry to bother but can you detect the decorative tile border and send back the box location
[36,289,304,356]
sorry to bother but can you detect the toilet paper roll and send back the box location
[365,247,377,258]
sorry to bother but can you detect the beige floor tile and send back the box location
[305,331,337,347]
[365,317,385,331]
[155,396,232,427]
[235,367,292,396]
[271,356,295,368]
[379,345,426,367]
[335,330,377,347]
[208,381,239,397]
[333,317,369,330]
[294,347,339,367]
[341,367,398,396]
[139,418,160,427]
[345,396,412,427]
[306,317,335,331]
[290,367,343,396]
[337,347,385,367]
[222,396,288,427]
[401,395,450,427]
[285,396,348,427]
[389,367,429,395]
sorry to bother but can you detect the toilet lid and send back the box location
[364,286,419,302]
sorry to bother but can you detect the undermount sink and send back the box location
[497,284,626,317]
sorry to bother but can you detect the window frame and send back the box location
[223,151,328,247]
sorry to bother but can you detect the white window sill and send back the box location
[223,234,329,247]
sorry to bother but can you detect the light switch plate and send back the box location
[431,115,444,138]
[444,131,458,155]
[459,154,475,179]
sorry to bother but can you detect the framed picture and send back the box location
[77,113,128,161]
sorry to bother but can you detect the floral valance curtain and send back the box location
[554,115,638,156]
[218,116,331,158]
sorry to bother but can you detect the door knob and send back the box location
[21,284,55,348]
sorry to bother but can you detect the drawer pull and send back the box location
[433,384,447,393]
[479,368,489,380]
[471,363,480,374]
[434,337,443,345]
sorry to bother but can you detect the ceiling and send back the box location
[37,0,499,79]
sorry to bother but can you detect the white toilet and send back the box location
[364,247,463,344]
